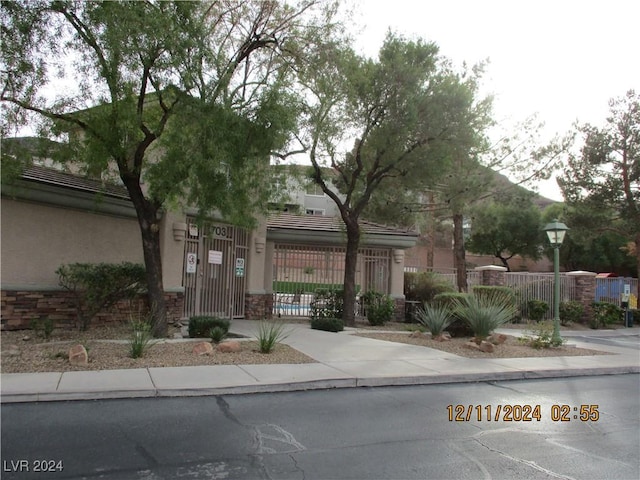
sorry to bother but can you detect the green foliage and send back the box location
[129,319,157,359]
[466,198,544,271]
[256,320,289,353]
[404,272,455,303]
[362,291,395,326]
[559,301,584,325]
[310,288,344,320]
[29,317,55,340]
[433,292,470,308]
[310,317,344,332]
[520,321,566,349]
[414,303,453,336]
[188,316,230,338]
[209,326,227,344]
[590,302,622,329]
[472,286,516,307]
[453,292,518,340]
[57,262,146,331]
[526,299,549,322]
[274,281,348,294]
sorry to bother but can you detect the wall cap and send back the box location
[566,271,597,277]
[474,265,507,272]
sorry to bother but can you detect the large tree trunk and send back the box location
[452,213,468,292]
[636,233,640,301]
[343,219,361,327]
[426,192,435,268]
[123,176,168,337]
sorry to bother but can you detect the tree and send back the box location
[293,33,475,325]
[559,90,640,286]
[1,0,340,336]
[466,195,544,271]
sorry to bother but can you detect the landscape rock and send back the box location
[488,333,508,345]
[192,342,214,356]
[22,335,31,342]
[464,341,480,351]
[479,341,495,353]
[68,344,88,365]
[218,340,242,353]
[432,334,451,342]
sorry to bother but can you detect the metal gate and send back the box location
[182,219,248,319]
[272,243,391,316]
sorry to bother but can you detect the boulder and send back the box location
[192,342,214,356]
[464,341,480,351]
[488,333,508,345]
[218,341,242,353]
[68,344,88,365]
[479,341,495,353]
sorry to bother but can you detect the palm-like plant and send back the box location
[453,292,517,340]
[414,304,453,336]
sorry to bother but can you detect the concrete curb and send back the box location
[2,366,637,404]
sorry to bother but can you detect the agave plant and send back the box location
[414,303,453,336]
[453,292,517,340]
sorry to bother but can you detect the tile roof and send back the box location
[267,212,418,237]
[20,165,130,200]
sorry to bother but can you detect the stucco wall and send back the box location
[1,198,143,287]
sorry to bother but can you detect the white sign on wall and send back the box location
[208,250,223,264]
[186,253,197,273]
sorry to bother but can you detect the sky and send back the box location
[349,0,640,200]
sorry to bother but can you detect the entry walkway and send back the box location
[1,322,638,403]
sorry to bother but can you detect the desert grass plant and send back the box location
[256,320,290,353]
[129,319,158,359]
[453,291,518,340]
[30,317,55,340]
[209,326,227,343]
[414,303,453,336]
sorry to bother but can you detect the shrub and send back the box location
[209,326,227,343]
[256,320,289,353]
[559,301,584,325]
[472,286,516,307]
[526,299,549,322]
[362,291,395,326]
[188,316,230,338]
[310,317,344,332]
[414,303,453,336]
[310,288,344,320]
[404,272,455,303]
[30,317,55,340]
[129,319,157,358]
[57,262,146,330]
[453,292,518,340]
[520,321,566,349]
[433,292,473,337]
[590,302,622,329]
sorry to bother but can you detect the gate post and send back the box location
[475,265,507,286]
[390,249,406,322]
[567,271,597,324]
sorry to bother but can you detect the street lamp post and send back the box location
[543,219,569,344]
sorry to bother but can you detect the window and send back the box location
[305,183,325,196]
[305,208,325,216]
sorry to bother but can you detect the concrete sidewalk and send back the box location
[2,321,639,403]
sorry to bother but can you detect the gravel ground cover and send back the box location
[1,320,610,373]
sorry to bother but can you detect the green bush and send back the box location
[453,291,518,340]
[256,320,289,353]
[362,291,395,326]
[310,288,344,320]
[414,303,453,336]
[310,317,344,332]
[188,316,230,338]
[472,286,516,307]
[520,321,566,349]
[30,317,55,340]
[590,302,622,329]
[433,292,473,337]
[526,299,549,322]
[559,301,584,325]
[57,262,146,330]
[404,272,455,303]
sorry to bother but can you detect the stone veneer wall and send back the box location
[393,297,405,322]
[1,290,184,330]
[244,293,273,320]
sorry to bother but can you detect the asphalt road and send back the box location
[2,374,638,480]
